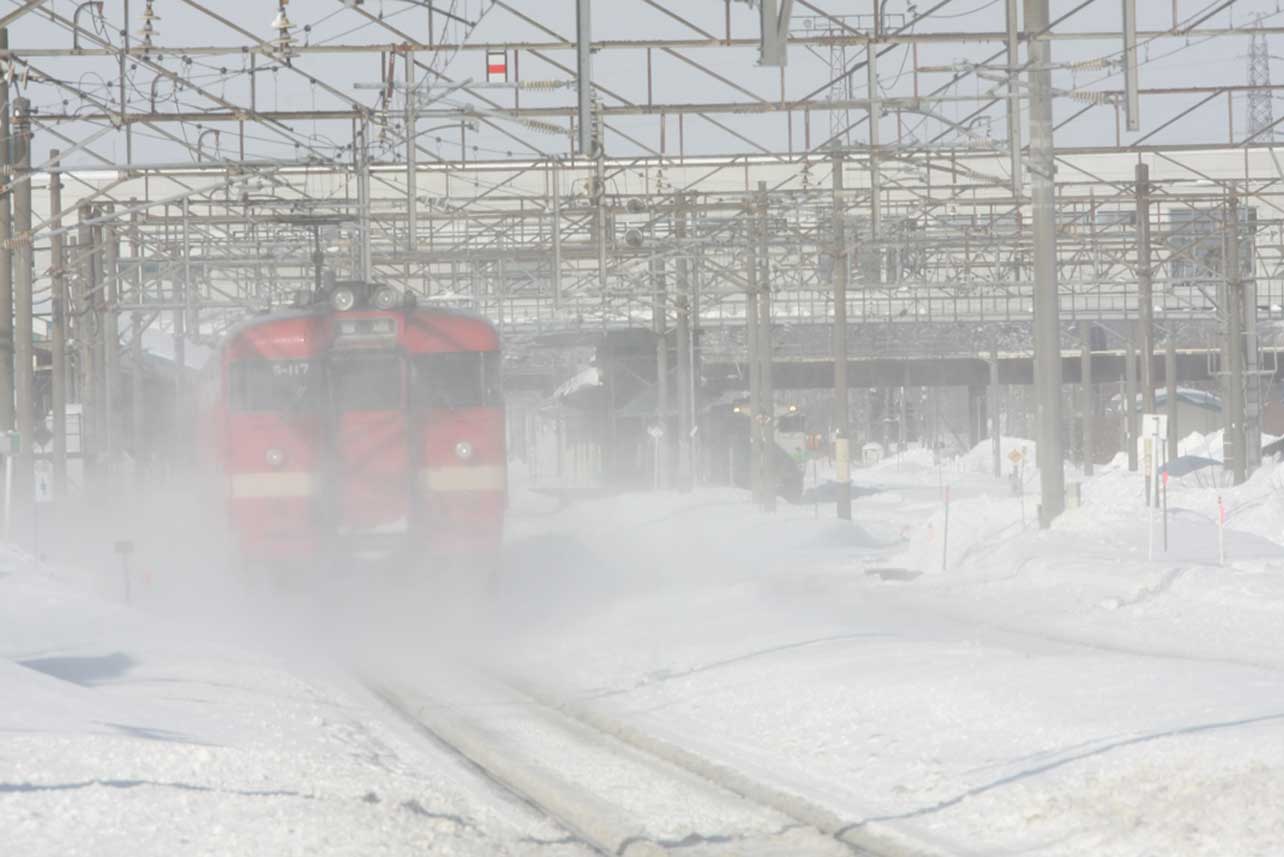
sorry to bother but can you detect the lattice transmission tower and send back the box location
[1249,21,1274,142]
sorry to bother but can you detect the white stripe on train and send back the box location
[228,472,319,498]
[420,465,506,492]
[227,466,505,498]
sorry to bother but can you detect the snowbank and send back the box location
[497,481,1284,857]
[960,435,1038,474]
[0,547,581,856]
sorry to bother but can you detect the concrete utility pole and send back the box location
[551,159,563,309]
[1122,0,1140,131]
[651,254,669,489]
[1226,193,1247,485]
[12,96,33,513]
[1004,0,1022,196]
[91,216,106,454]
[172,305,186,468]
[757,183,775,513]
[77,204,98,477]
[103,210,120,461]
[831,145,851,520]
[1136,163,1155,414]
[1025,0,1065,525]
[49,151,67,498]
[130,206,145,490]
[867,41,882,287]
[0,29,13,436]
[1243,208,1262,473]
[356,121,373,281]
[675,193,693,490]
[1125,332,1138,471]
[575,0,593,155]
[690,240,703,482]
[1079,320,1094,476]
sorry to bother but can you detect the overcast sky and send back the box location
[5,0,1284,165]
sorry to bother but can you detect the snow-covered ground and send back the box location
[486,445,1284,856]
[6,439,1284,855]
[0,547,588,857]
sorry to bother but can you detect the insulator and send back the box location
[1068,89,1110,105]
[1069,57,1112,72]
[522,118,563,135]
[519,80,570,90]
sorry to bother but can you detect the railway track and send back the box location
[369,668,943,857]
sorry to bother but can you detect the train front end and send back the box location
[212,282,505,575]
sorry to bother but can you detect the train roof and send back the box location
[217,303,499,350]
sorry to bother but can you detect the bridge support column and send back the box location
[898,385,908,453]
[967,386,983,451]
[884,388,894,450]
[865,388,877,449]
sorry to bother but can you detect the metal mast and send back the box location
[1249,21,1274,142]
[828,36,851,145]
[1025,0,1064,526]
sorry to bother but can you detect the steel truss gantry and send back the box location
[0,0,1281,522]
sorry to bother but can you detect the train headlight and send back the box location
[265,448,286,469]
[454,441,474,461]
[330,286,356,312]
[372,286,400,310]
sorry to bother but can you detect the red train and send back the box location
[197,281,505,573]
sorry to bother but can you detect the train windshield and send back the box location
[777,413,806,433]
[411,351,501,409]
[228,359,316,411]
[330,352,403,411]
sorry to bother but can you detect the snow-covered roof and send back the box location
[1109,387,1222,412]
[1155,387,1222,411]
[552,366,602,399]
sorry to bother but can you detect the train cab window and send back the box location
[411,351,501,410]
[330,352,402,411]
[228,359,316,411]
[777,413,806,433]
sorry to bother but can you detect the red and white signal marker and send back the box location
[486,49,508,82]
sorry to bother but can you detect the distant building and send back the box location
[1152,388,1223,436]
